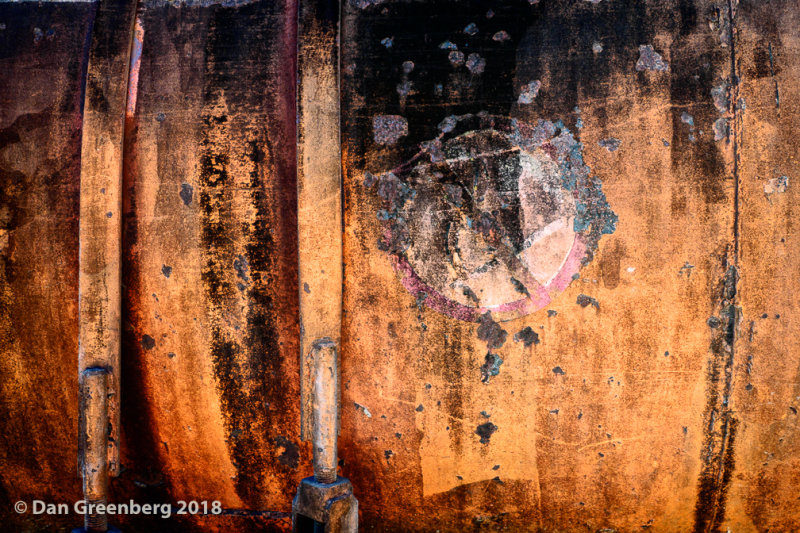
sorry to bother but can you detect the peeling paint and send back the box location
[141,334,155,350]
[636,44,669,72]
[518,80,541,104]
[764,175,789,196]
[373,115,409,145]
[477,312,508,350]
[598,138,621,152]
[465,53,486,75]
[448,50,465,67]
[354,402,372,418]
[713,117,729,141]
[480,352,504,383]
[492,30,510,43]
[711,82,730,113]
[396,80,413,102]
[708,2,732,47]
[463,23,478,36]
[513,326,540,347]
[475,422,497,444]
[179,183,193,206]
[576,294,599,309]
[364,114,617,322]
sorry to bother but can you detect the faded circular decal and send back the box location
[364,114,617,322]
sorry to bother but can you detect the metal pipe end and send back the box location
[314,469,337,484]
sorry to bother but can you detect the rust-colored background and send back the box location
[1,0,798,531]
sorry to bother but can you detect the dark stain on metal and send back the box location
[179,183,193,205]
[0,7,96,529]
[480,352,504,383]
[197,0,300,506]
[140,334,156,350]
[693,261,740,533]
[477,312,508,350]
[513,326,539,347]
[598,137,621,152]
[275,435,300,469]
[576,294,599,309]
[475,422,498,444]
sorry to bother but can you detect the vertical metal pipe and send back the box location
[311,338,339,484]
[79,369,110,533]
[77,0,139,529]
[297,0,343,443]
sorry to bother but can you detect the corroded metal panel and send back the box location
[2,1,800,532]
[117,1,305,530]
[724,2,800,532]
[340,1,743,530]
[0,3,94,531]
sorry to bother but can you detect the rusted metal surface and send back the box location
[338,0,796,531]
[292,477,357,533]
[297,0,344,443]
[2,0,306,531]
[78,0,139,486]
[2,0,800,532]
[116,0,304,530]
[0,3,93,531]
[78,368,111,532]
[724,2,800,531]
[291,340,357,533]
[310,339,341,484]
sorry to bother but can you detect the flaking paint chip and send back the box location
[372,115,408,145]
[636,44,669,72]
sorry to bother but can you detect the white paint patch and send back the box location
[518,80,541,104]
[354,402,372,418]
[765,175,789,195]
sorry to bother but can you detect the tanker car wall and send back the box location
[1,1,799,531]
